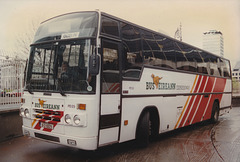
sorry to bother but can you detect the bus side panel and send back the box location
[120,97,162,143]
[178,76,216,126]
[219,79,232,109]
[120,68,197,142]
[120,68,230,143]
[197,77,227,121]
[160,96,187,132]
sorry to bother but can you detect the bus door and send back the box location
[99,40,121,146]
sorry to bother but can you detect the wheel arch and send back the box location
[211,99,220,123]
[135,106,160,138]
[213,99,220,108]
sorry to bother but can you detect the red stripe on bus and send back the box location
[178,75,203,128]
[107,83,120,93]
[188,76,209,125]
[174,75,199,129]
[191,77,214,123]
[34,119,46,130]
[182,75,208,127]
[203,78,226,120]
[34,111,64,132]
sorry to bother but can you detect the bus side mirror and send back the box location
[89,55,100,76]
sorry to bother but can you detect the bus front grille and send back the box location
[35,133,60,142]
[33,108,63,123]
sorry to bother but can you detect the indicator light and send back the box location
[21,98,25,103]
[124,120,128,126]
[78,104,86,110]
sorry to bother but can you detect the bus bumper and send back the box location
[22,126,98,150]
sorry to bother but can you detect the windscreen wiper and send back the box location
[26,82,34,95]
[58,79,66,96]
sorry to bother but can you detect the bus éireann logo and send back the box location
[151,74,163,89]
[35,99,60,110]
[38,99,46,108]
[146,74,176,90]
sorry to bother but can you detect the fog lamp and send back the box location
[24,109,30,118]
[73,115,81,125]
[20,108,25,117]
[65,114,71,124]
[67,139,77,146]
[24,130,30,136]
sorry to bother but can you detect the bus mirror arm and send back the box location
[89,54,100,76]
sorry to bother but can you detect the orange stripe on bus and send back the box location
[32,119,37,127]
[174,75,198,129]
[32,110,44,127]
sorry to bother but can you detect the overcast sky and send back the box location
[0,0,239,67]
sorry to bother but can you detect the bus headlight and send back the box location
[24,108,30,118]
[65,114,71,124]
[20,108,25,117]
[73,115,81,125]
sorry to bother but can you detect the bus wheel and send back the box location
[211,101,219,123]
[136,111,150,147]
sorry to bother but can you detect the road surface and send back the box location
[0,107,240,162]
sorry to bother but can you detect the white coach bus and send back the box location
[21,11,232,150]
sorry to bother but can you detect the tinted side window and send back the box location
[174,42,211,74]
[208,55,221,77]
[101,16,119,37]
[102,41,120,93]
[122,23,143,79]
[141,30,176,69]
[152,35,168,68]
[218,58,224,77]
[142,30,155,65]
[142,31,169,67]
[193,51,207,75]
[222,59,231,78]
[175,42,196,72]
[160,38,176,69]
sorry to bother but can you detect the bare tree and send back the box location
[16,17,43,59]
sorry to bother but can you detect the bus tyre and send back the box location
[211,101,219,123]
[136,111,150,148]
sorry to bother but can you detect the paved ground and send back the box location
[0,107,240,162]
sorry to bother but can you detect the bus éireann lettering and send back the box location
[146,82,176,90]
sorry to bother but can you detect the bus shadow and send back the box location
[25,120,217,161]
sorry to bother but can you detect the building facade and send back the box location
[203,30,224,57]
[232,61,240,81]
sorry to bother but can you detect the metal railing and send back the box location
[0,57,26,111]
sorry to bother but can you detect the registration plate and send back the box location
[40,122,54,130]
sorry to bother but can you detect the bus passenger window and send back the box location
[142,30,155,66]
[102,41,120,93]
[175,42,209,73]
[208,56,220,77]
[160,40,176,69]
[196,51,208,75]
[123,50,142,78]
[122,23,143,79]
[101,16,119,37]
[175,52,188,71]
[222,59,231,78]
[218,58,224,77]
